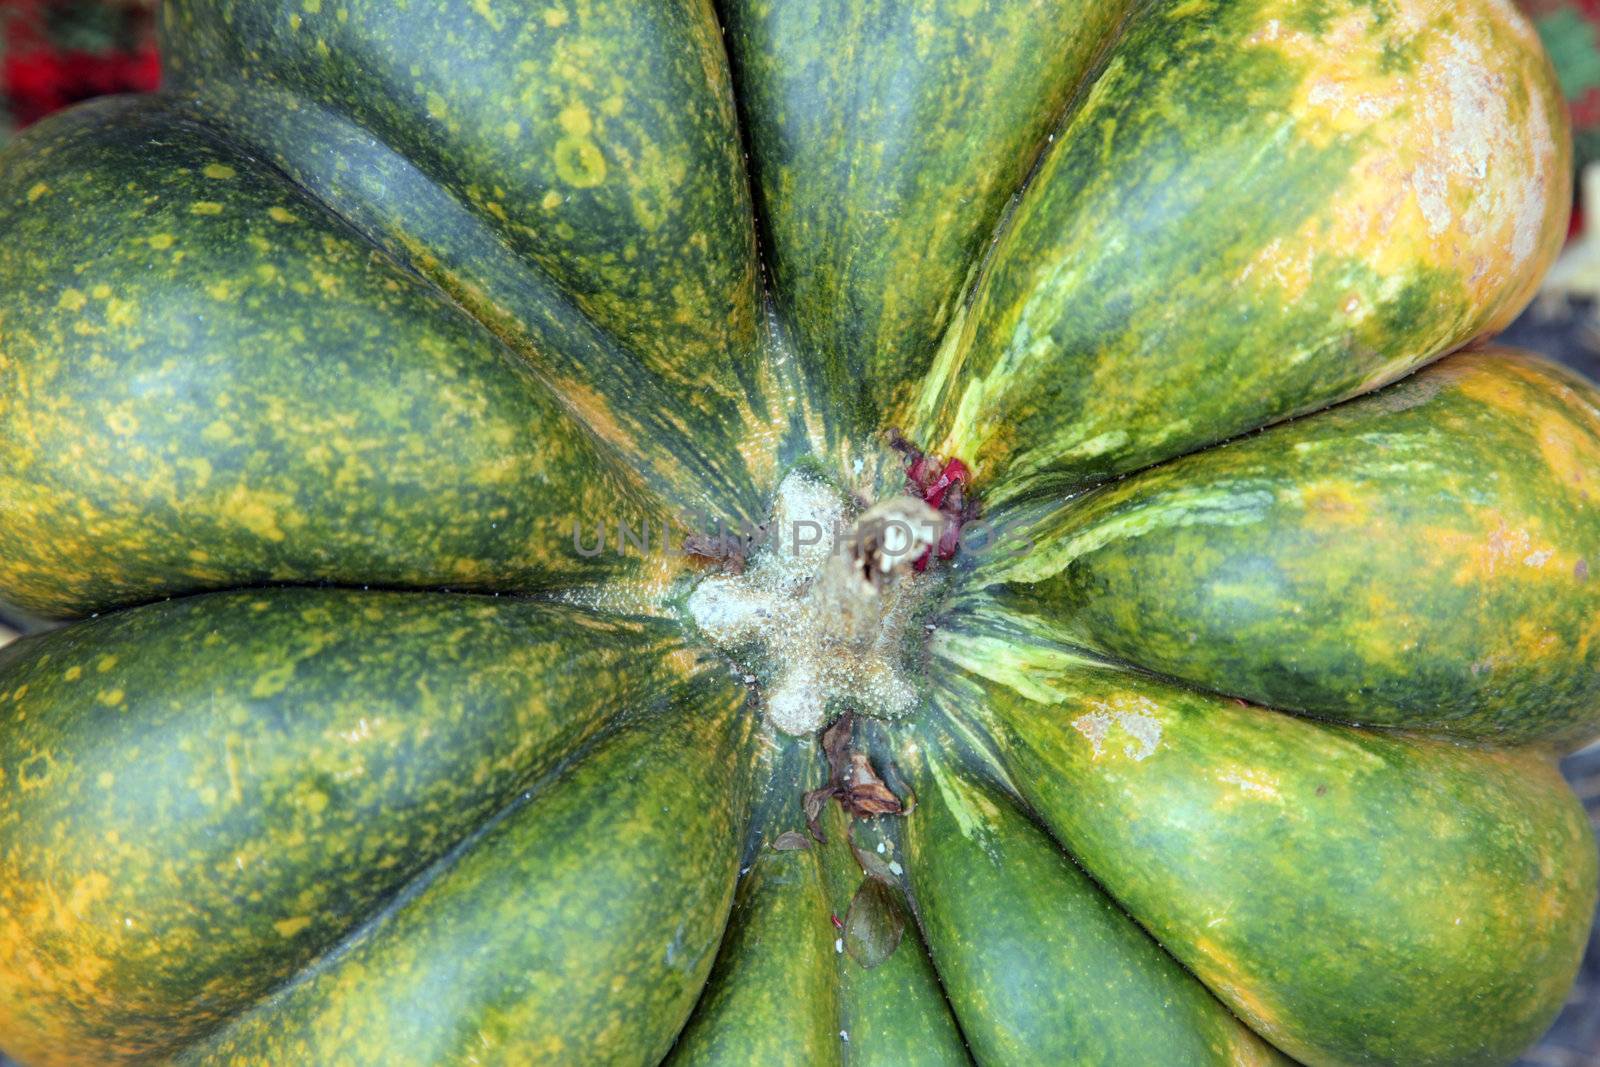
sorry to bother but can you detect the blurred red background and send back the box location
[0,0,157,143]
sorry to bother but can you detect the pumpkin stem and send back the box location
[685,470,943,735]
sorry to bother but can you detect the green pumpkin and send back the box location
[0,0,1592,1064]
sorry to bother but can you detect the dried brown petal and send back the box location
[772,830,812,852]
[844,878,906,970]
[842,753,903,817]
[803,785,835,843]
[820,713,856,779]
[851,838,898,883]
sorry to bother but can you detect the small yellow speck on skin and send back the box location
[542,191,564,210]
[557,102,592,137]
[98,772,115,790]
[471,0,505,30]
[182,456,214,488]
[105,298,136,328]
[202,163,237,180]
[97,655,118,673]
[26,182,49,202]
[148,234,176,250]
[251,665,294,697]
[98,689,126,708]
[503,119,522,140]
[275,915,313,939]
[554,137,607,187]
[57,288,87,312]
[91,284,112,299]
[302,790,330,815]
[191,201,224,216]
[544,6,568,27]
[268,206,298,224]
[289,12,302,29]
[64,666,83,682]
[302,0,321,12]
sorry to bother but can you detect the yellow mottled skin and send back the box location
[0,0,1593,1064]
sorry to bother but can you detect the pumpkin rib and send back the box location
[665,832,843,1066]
[923,625,1595,1061]
[185,87,734,512]
[190,731,577,1046]
[809,744,972,1067]
[0,95,671,620]
[669,732,971,1066]
[935,587,1585,784]
[662,737,843,1066]
[161,0,783,522]
[0,587,724,1066]
[901,694,1233,1022]
[914,0,1571,507]
[181,700,677,1059]
[719,0,1141,440]
[179,670,760,1065]
[960,347,1600,747]
[160,84,777,522]
[898,730,1293,1065]
[956,658,1597,1067]
[889,916,982,1067]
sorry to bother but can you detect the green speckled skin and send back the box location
[914,0,1570,503]
[901,734,1288,1066]
[667,842,839,1065]
[0,0,1596,1064]
[967,350,1600,744]
[182,668,755,1066]
[940,656,1595,1067]
[161,0,774,514]
[721,0,1130,431]
[826,937,968,1067]
[0,96,651,618]
[0,588,733,1065]
[810,782,969,1066]
[664,745,841,1066]
[667,741,966,1066]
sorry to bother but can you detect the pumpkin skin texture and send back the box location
[899,739,1288,1066]
[927,658,1595,1067]
[0,1,1596,1066]
[914,0,1570,505]
[970,352,1600,744]
[0,99,653,619]
[158,0,773,518]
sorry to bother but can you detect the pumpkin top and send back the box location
[0,1,1595,1066]
[686,469,944,733]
